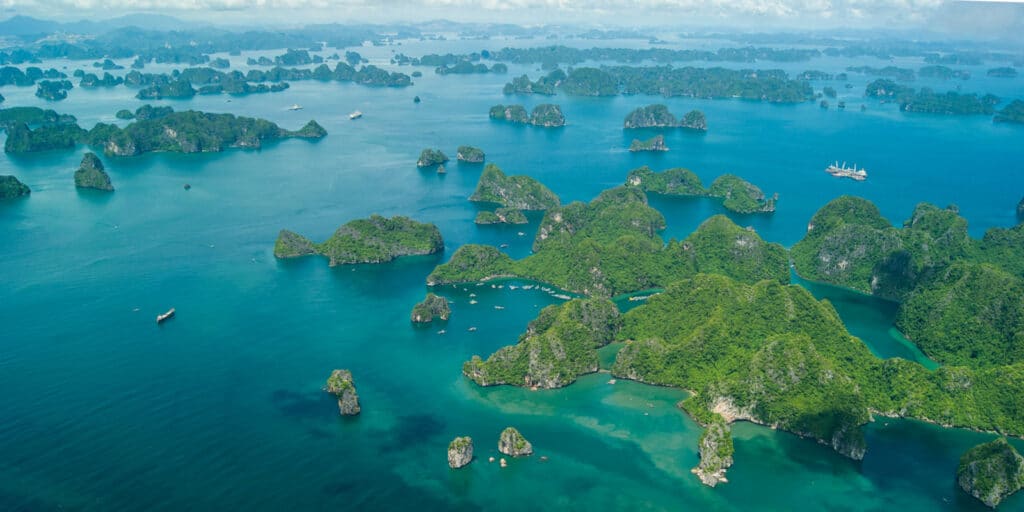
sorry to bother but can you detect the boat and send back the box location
[825,161,867,181]
[494,306,505,310]
[468,327,477,332]
[156,308,175,324]
[287,104,303,111]
[349,110,363,120]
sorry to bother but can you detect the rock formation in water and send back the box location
[692,414,734,487]
[498,427,533,457]
[411,293,451,323]
[74,152,114,191]
[957,437,1024,508]
[325,369,361,416]
[447,436,474,469]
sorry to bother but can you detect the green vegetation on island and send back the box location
[35,79,73,101]
[987,67,1019,78]
[488,104,565,127]
[866,79,1005,116]
[707,174,777,214]
[4,122,85,153]
[693,414,734,487]
[475,207,528,225]
[447,436,474,469]
[994,100,1024,124]
[469,164,559,211]
[958,438,1024,508]
[417,148,449,167]
[498,427,533,457]
[74,152,114,191]
[456,145,484,163]
[275,215,443,266]
[464,298,620,389]
[506,66,814,103]
[629,135,668,152]
[80,72,124,87]
[411,293,450,324]
[623,104,707,131]
[0,175,30,200]
[432,186,788,297]
[325,369,360,416]
[625,166,776,214]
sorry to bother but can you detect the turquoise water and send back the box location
[2,38,1023,510]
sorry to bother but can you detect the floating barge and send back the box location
[826,161,867,181]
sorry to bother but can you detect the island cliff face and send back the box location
[325,369,360,416]
[623,104,706,131]
[474,207,528,225]
[411,293,450,323]
[498,427,533,457]
[448,437,474,469]
[456,145,485,163]
[74,152,114,191]
[463,299,620,389]
[692,414,734,487]
[624,167,775,214]
[0,175,31,199]
[417,148,449,167]
[957,438,1024,508]
[469,164,560,211]
[274,215,443,266]
[488,104,565,127]
[629,134,668,152]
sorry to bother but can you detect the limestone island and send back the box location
[325,369,360,416]
[498,427,533,457]
[489,104,565,127]
[692,414,734,487]
[469,164,560,210]
[629,134,668,152]
[430,180,1024,487]
[623,104,707,131]
[274,215,444,266]
[0,175,30,200]
[411,293,450,324]
[624,166,777,214]
[74,152,114,191]
[448,436,474,469]
[456,145,485,163]
[957,438,1024,508]
[417,148,449,168]
[995,100,1024,124]
[475,207,528,225]
[4,105,327,156]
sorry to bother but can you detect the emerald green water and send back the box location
[1,38,1023,510]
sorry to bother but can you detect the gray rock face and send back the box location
[958,437,1024,508]
[498,427,533,457]
[325,369,361,416]
[448,436,474,469]
[692,416,734,487]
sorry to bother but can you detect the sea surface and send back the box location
[1,36,1023,511]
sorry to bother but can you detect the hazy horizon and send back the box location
[1,0,1023,42]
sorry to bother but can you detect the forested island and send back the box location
[475,207,528,225]
[505,66,814,102]
[629,135,668,152]
[456,145,485,163]
[74,152,113,191]
[0,175,30,199]
[488,104,565,127]
[865,79,1006,116]
[469,164,559,211]
[275,215,444,266]
[439,186,1024,487]
[626,166,776,214]
[624,104,707,131]
[3,105,326,155]
[995,100,1024,124]
[431,185,788,297]
[957,438,1024,507]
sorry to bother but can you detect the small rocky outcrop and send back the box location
[436,164,446,174]
[325,369,361,416]
[411,293,450,323]
[629,135,668,152]
[74,152,114,191]
[529,104,565,127]
[448,436,474,469]
[958,437,1024,508]
[498,427,533,457]
[0,175,31,200]
[692,414,734,487]
[273,230,317,258]
[456,145,485,163]
[417,148,449,167]
[293,120,327,138]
